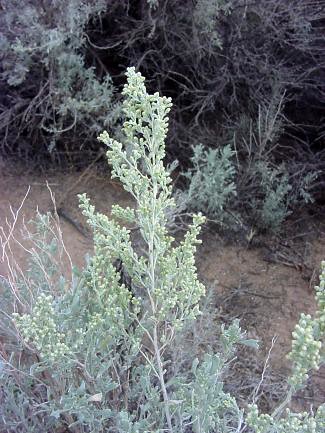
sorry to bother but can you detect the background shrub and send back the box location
[183,143,237,226]
[182,99,318,233]
[0,0,120,166]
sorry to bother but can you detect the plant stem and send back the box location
[153,324,174,433]
[147,176,174,433]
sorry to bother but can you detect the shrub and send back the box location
[1,68,324,432]
[251,162,317,233]
[0,0,119,164]
[183,147,316,233]
[183,93,318,232]
[113,0,323,138]
[183,143,237,226]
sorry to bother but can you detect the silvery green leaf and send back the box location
[240,338,259,349]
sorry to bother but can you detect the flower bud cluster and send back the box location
[286,262,325,389]
[83,252,134,339]
[246,404,272,433]
[247,405,320,433]
[95,69,208,333]
[99,67,173,207]
[247,263,325,432]
[154,213,206,325]
[315,405,325,431]
[315,260,325,332]
[13,293,71,363]
[111,204,135,223]
[287,313,321,388]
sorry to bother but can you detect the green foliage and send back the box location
[288,262,325,390]
[0,374,57,433]
[1,0,106,84]
[247,405,324,433]
[183,148,314,233]
[194,0,232,49]
[0,0,119,160]
[247,261,325,433]
[251,163,293,233]
[176,321,244,433]
[1,69,324,433]
[183,144,237,225]
[183,95,317,233]
[247,163,317,235]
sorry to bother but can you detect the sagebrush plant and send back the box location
[234,94,318,232]
[0,67,247,433]
[250,162,316,233]
[183,147,310,232]
[193,0,232,49]
[247,261,325,432]
[183,144,237,226]
[0,0,119,161]
[250,163,293,233]
[184,93,317,232]
[1,68,324,433]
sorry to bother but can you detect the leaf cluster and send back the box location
[0,0,119,165]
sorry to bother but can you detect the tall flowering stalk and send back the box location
[247,261,325,433]
[79,67,206,432]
